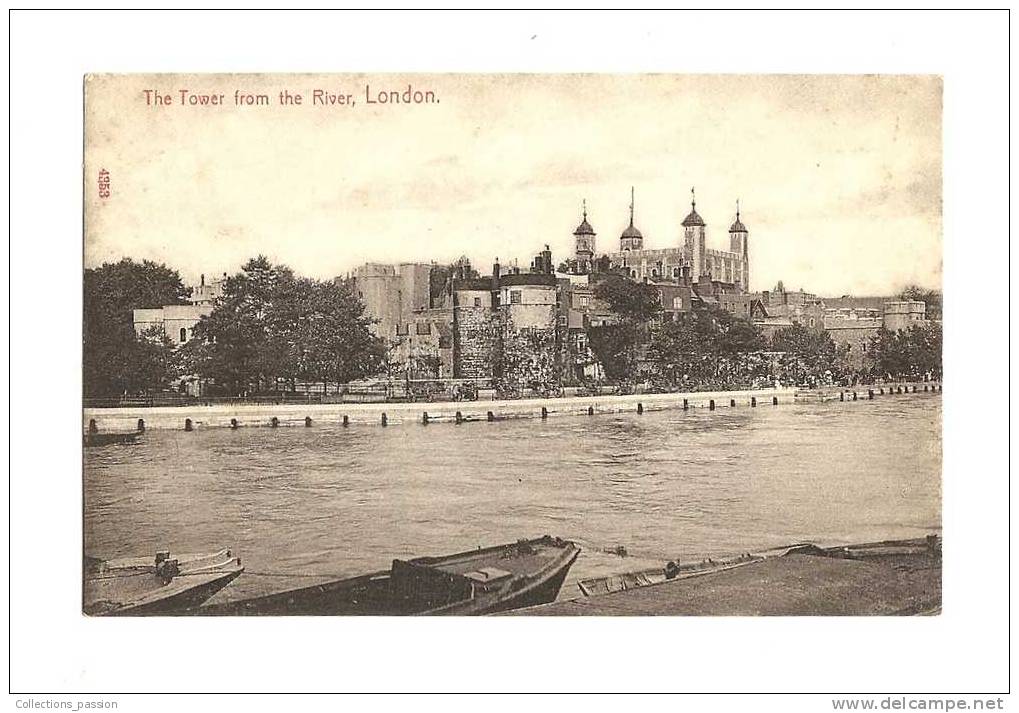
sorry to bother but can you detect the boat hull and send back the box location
[84,431,139,447]
[195,537,580,616]
[84,549,243,616]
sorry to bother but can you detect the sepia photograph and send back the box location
[82,73,943,618]
[8,8,1011,704]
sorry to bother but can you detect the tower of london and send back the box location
[570,187,750,293]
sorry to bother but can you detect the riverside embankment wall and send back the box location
[83,381,941,433]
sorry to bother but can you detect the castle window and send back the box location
[580,296,590,308]
[474,297,482,307]
[510,290,522,305]
[630,270,637,278]
[416,322,431,335]
[673,267,680,277]
[179,327,187,343]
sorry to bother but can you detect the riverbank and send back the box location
[505,538,942,616]
[83,381,940,432]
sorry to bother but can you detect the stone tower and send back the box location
[728,199,749,290]
[682,187,707,278]
[573,200,596,273]
[619,186,644,252]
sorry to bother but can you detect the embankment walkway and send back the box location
[505,549,941,616]
[83,381,941,433]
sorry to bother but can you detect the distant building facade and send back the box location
[571,188,751,292]
[824,300,929,368]
[132,273,226,346]
[718,281,826,340]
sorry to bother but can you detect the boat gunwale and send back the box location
[196,538,581,616]
[423,542,581,615]
[86,567,245,615]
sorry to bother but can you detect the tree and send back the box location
[770,323,839,385]
[294,280,388,388]
[184,256,387,395]
[646,307,766,388]
[585,275,662,382]
[586,324,633,382]
[592,275,661,324]
[83,258,190,397]
[868,323,942,380]
[771,324,834,361]
[899,285,942,321]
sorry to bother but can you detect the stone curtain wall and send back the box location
[497,308,562,393]
[454,294,499,379]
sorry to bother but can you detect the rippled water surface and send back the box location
[84,395,942,603]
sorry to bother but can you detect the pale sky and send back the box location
[84,73,942,295]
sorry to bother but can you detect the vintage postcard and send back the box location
[82,73,942,617]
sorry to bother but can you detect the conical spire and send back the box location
[629,186,635,227]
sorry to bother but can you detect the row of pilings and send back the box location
[85,382,941,434]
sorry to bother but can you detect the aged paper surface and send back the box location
[83,73,942,619]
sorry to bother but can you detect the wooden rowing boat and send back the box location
[84,548,244,616]
[83,430,140,447]
[578,553,763,597]
[197,536,580,616]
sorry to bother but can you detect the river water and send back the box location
[83,394,942,603]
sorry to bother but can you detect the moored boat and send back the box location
[84,548,244,616]
[83,430,140,447]
[196,535,580,616]
[578,552,762,597]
